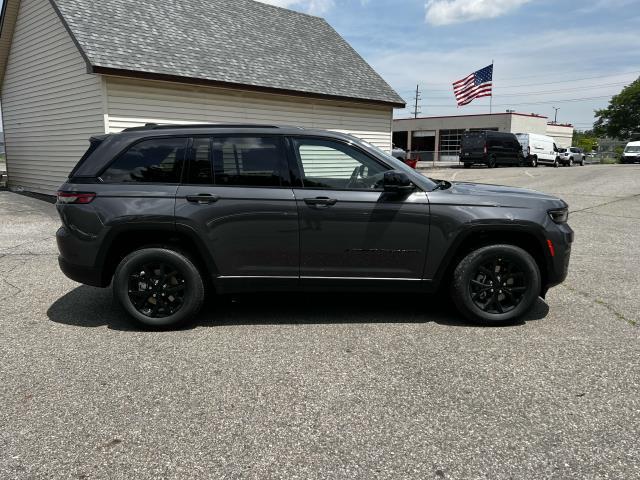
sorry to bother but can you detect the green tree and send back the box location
[593,77,640,139]
[573,130,598,151]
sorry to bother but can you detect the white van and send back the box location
[515,133,560,167]
[622,141,640,164]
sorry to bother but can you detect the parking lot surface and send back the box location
[1,164,639,479]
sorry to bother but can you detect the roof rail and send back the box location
[121,123,281,132]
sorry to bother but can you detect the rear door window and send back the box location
[212,136,288,187]
[101,137,187,183]
[184,136,289,187]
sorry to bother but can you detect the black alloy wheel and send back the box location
[451,244,541,325]
[114,248,205,328]
[487,155,497,168]
[469,257,527,315]
[128,262,186,318]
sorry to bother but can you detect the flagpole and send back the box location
[490,59,494,114]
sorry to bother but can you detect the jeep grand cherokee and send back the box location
[56,124,573,327]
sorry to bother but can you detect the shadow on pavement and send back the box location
[47,285,549,332]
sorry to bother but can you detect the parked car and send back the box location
[57,124,573,328]
[392,144,407,161]
[460,131,525,168]
[559,147,585,166]
[515,133,561,168]
[622,141,640,164]
[392,144,417,169]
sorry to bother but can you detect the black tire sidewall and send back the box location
[452,245,541,325]
[114,248,205,328]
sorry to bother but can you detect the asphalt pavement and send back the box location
[1,164,639,479]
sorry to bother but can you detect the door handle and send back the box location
[186,194,220,204]
[304,197,337,207]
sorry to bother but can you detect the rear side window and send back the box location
[101,137,187,183]
[184,136,288,187]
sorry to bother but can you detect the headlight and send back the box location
[549,209,569,224]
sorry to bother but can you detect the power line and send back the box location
[397,70,639,95]
[396,94,612,109]
[416,81,629,99]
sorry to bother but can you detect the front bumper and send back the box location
[545,224,574,290]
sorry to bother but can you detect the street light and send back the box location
[553,107,560,124]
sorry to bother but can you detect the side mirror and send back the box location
[383,170,414,193]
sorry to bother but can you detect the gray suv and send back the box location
[57,124,573,327]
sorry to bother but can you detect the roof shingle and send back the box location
[50,0,405,106]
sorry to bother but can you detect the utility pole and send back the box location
[412,85,422,118]
[553,107,560,124]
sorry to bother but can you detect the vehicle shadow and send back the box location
[47,285,550,332]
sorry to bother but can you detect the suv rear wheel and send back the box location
[113,248,205,328]
[451,244,541,325]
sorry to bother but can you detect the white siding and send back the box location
[105,77,393,152]
[1,0,104,195]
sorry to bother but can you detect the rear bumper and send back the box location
[460,154,488,164]
[56,226,108,287]
[58,256,106,287]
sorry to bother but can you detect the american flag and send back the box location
[453,64,493,106]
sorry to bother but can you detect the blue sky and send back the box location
[1,0,638,131]
[262,0,640,130]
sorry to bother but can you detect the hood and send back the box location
[433,181,567,209]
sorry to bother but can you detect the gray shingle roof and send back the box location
[51,0,405,106]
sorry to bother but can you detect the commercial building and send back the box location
[0,0,404,194]
[393,113,574,162]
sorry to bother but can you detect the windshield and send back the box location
[625,146,640,153]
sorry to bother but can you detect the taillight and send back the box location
[527,146,530,156]
[57,191,96,204]
[483,143,487,155]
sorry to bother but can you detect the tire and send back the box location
[580,158,585,166]
[464,163,471,169]
[531,156,538,168]
[568,158,573,167]
[553,158,559,168]
[487,155,496,168]
[451,244,541,325]
[113,248,205,328]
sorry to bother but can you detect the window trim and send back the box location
[286,135,394,191]
[97,135,189,185]
[181,134,293,189]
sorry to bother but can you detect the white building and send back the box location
[0,0,404,194]
[393,113,574,162]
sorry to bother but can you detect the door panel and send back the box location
[175,135,299,278]
[295,189,430,278]
[175,186,298,276]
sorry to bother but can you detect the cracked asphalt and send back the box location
[1,164,639,479]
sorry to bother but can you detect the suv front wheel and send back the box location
[113,248,205,328]
[451,244,541,325]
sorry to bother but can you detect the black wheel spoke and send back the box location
[127,260,186,319]
[469,255,528,315]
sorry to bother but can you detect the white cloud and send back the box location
[257,0,335,15]
[425,0,533,26]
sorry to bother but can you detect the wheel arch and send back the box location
[97,225,218,286]
[433,225,550,294]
